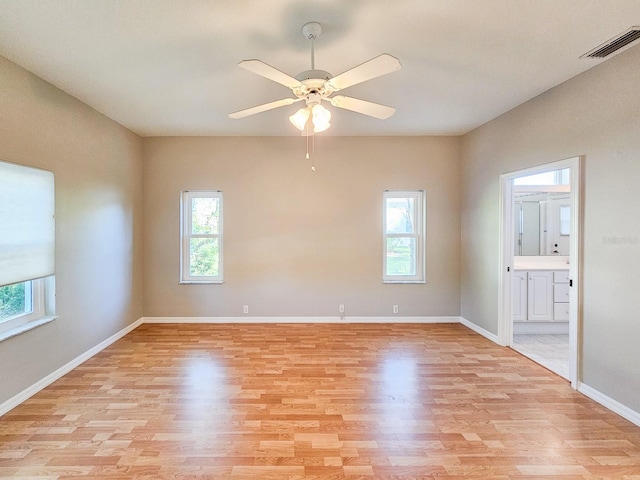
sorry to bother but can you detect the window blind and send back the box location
[0,161,55,287]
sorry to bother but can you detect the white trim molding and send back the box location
[143,316,462,324]
[578,382,640,428]
[0,318,144,417]
[460,317,500,343]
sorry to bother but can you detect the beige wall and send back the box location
[0,56,144,404]
[461,44,640,411]
[143,136,461,318]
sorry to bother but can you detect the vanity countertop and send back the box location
[513,256,569,271]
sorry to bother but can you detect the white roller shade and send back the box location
[0,161,55,287]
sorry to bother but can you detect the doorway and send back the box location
[498,157,582,387]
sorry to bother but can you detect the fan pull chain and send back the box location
[305,124,310,160]
[311,131,316,172]
[305,123,316,172]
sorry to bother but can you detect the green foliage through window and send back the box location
[190,238,219,276]
[0,281,31,321]
[386,238,416,276]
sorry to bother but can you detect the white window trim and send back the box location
[383,190,426,284]
[180,190,224,284]
[0,277,57,342]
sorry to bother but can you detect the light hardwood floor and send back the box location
[1,323,640,479]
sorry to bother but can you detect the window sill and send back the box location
[383,280,427,284]
[0,316,57,343]
[179,280,224,284]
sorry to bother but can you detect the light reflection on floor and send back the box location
[182,357,228,420]
[380,355,419,433]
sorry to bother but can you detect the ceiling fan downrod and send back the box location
[302,22,322,70]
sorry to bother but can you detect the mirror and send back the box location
[513,167,571,256]
[514,191,570,256]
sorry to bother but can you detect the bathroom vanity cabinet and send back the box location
[512,269,569,323]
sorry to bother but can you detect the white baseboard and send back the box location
[0,318,144,417]
[142,316,462,324]
[578,382,640,428]
[459,317,500,344]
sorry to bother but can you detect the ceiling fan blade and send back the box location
[238,59,302,89]
[229,97,300,119]
[330,95,396,119]
[327,54,401,91]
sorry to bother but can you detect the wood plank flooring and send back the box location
[1,323,640,479]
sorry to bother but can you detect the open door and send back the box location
[498,157,582,388]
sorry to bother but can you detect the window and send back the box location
[1,281,35,321]
[383,190,425,283]
[0,279,49,330]
[180,191,223,283]
[514,168,570,186]
[0,160,56,340]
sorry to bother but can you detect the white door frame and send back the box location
[498,156,582,388]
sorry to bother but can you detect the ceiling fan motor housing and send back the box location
[304,92,323,106]
[295,69,332,82]
[293,70,335,99]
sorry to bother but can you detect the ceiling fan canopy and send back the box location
[228,22,401,133]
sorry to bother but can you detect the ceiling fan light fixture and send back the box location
[289,108,310,130]
[311,104,331,132]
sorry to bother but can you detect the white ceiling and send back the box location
[0,0,638,137]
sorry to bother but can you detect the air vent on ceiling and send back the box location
[581,26,640,59]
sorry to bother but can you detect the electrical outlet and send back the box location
[393,305,399,314]
[339,304,345,313]
[243,305,249,314]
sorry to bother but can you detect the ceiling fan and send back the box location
[228,22,402,134]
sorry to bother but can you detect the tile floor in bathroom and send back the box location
[512,334,569,380]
